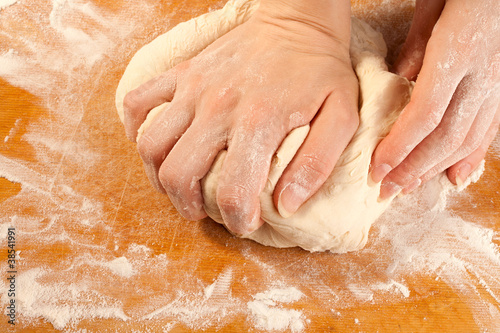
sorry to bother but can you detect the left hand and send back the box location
[371,0,500,199]
[122,0,358,235]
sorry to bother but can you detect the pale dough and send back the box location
[116,0,413,252]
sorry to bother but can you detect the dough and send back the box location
[116,0,412,253]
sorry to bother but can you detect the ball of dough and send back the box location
[116,0,412,253]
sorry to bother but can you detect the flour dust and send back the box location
[0,0,499,332]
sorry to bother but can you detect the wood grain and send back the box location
[0,0,498,332]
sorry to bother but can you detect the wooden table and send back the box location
[0,0,499,331]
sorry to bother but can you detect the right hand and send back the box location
[123,0,359,235]
[371,0,500,199]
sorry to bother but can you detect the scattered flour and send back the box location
[0,268,130,330]
[373,167,500,330]
[3,118,20,143]
[142,268,240,330]
[247,287,306,332]
[0,222,13,239]
[203,268,233,300]
[127,243,154,256]
[374,280,411,298]
[0,0,498,331]
[347,284,374,302]
[99,256,135,278]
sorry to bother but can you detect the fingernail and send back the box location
[277,182,309,218]
[370,164,392,184]
[378,181,402,202]
[402,178,422,195]
[455,163,472,187]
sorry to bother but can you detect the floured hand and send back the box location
[122,0,358,235]
[371,0,500,199]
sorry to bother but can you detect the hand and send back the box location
[123,0,359,235]
[371,0,500,199]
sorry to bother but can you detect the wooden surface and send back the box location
[0,0,499,332]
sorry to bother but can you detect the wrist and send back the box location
[257,0,351,46]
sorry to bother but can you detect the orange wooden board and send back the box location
[0,0,499,332]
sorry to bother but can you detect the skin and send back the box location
[123,0,358,235]
[371,0,500,198]
[124,0,499,234]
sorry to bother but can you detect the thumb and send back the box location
[393,0,445,80]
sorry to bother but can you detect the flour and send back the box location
[247,287,306,332]
[142,268,240,330]
[0,0,165,329]
[0,0,499,331]
[0,222,13,240]
[374,280,411,298]
[99,256,135,278]
[127,243,154,256]
[3,118,20,143]
[0,268,130,330]
[347,284,374,302]
[49,0,113,67]
[203,268,233,299]
[373,166,500,329]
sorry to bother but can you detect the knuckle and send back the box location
[158,163,186,196]
[212,86,239,108]
[137,135,162,163]
[123,89,143,115]
[230,122,279,150]
[420,110,442,134]
[198,86,240,120]
[390,158,422,186]
[345,109,360,132]
[216,185,252,215]
[465,133,483,152]
[445,132,467,152]
[329,92,359,128]
[176,59,190,72]
[332,84,358,105]
[385,170,410,188]
[405,99,442,135]
[457,133,483,157]
[298,155,331,186]
[158,163,205,220]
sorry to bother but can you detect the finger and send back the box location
[378,75,485,199]
[216,113,288,236]
[370,20,467,186]
[420,101,500,186]
[158,119,226,221]
[273,89,359,218]
[448,111,499,186]
[393,0,445,80]
[137,100,194,193]
[123,68,179,141]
